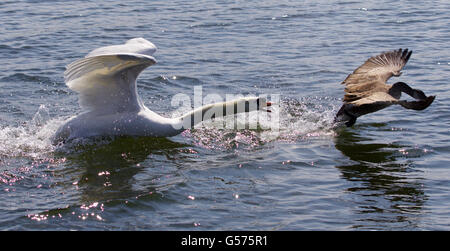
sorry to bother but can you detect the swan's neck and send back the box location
[172,97,265,131]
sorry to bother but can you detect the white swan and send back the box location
[53,38,271,144]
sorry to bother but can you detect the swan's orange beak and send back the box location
[266,102,273,112]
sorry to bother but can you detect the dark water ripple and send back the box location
[0,0,449,230]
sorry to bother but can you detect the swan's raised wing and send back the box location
[342,49,412,103]
[64,38,157,114]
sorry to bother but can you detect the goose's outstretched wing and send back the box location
[342,48,412,103]
[64,38,157,114]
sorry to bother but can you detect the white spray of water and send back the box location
[182,97,340,150]
[0,105,66,159]
[0,97,341,159]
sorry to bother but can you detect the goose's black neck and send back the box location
[389,81,427,100]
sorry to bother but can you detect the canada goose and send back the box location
[334,49,435,127]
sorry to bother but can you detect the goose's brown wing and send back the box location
[351,92,398,106]
[342,49,412,103]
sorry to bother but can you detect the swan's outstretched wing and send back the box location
[342,49,412,103]
[64,38,157,114]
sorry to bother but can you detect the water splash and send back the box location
[182,96,340,151]
[0,105,65,159]
[0,96,341,159]
[274,97,338,142]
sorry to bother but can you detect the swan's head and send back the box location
[255,97,273,112]
[174,96,274,131]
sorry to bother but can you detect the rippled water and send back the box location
[1,0,449,230]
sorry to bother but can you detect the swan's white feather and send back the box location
[64,38,156,114]
[86,37,157,58]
